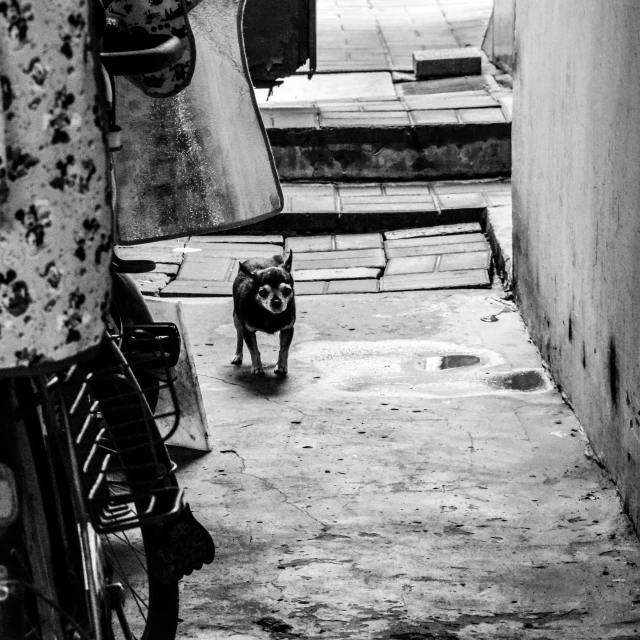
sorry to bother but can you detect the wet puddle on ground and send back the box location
[295,340,551,398]
[417,355,481,371]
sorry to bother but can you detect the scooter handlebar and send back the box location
[101,34,187,76]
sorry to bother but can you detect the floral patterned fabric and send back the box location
[0,1,111,372]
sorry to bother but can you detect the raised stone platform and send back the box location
[124,180,511,297]
[262,86,512,181]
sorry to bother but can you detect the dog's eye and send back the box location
[258,288,269,299]
[282,286,292,297]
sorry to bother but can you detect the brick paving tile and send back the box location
[335,233,384,250]
[160,281,232,297]
[296,279,380,295]
[293,267,382,281]
[287,195,338,213]
[360,101,408,112]
[457,107,507,123]
[385,231,486,249]
[281,184,337,196]
[262,108,318,130]
[260,100,316,110]
[354,95,403,103]
[286,233,384,253]
[385,222,482,240]
[383,183,432,196]
[178,256,238,282]
[294,248,387,269]
[380,269,490,291]
[191,235,283,245]
[293,281,327,295]
[286,236,334,253]
[403,95,498,112]
[337,184,384,196]
[431,180,510,195]
[440,250,491,271]
[437,192,487,210]
[116,246,183,265]
[320,111,412,127]
[413,47,482,78]
[385,241,488,259]
[185,248,279,261]
[396,76,487,96]
[410,109,459,125]
[385,255,438,275]
[317,103,362,112]
[327,278,380,294]
[341,194,437,213]
[185,242,280,256]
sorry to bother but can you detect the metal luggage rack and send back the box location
[67,328,184,533]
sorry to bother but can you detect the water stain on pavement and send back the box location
[295,340,551,397]
[417,354,481,371]
[488,369,548,392]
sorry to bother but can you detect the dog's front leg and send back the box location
[274,327,294,376]
[231,313,244,365]
[243,329,264,376]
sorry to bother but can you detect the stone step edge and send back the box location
[269,122,512,183]
[228,202,490,236]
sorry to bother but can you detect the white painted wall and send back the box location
[513,1,640,526]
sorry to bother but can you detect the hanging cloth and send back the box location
[0,1,111,374]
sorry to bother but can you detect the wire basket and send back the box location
[66,328,184,533]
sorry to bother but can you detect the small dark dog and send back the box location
[231,251,295,376]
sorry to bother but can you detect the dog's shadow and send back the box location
[229,366,291,398]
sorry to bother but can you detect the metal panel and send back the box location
[243,0,317,86]
[114,0,283,244]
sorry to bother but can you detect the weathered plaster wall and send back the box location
[513,1,640,527]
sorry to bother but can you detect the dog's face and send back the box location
[256,279,293,314]
[239,251,294,316]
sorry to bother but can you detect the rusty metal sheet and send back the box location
[115,0,283,244]
[0,1,111,373]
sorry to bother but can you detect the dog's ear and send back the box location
[239,261,257,278]
[283,249,293,272]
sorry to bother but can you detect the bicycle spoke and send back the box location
[105,536,149,622]
[110,531,148,568]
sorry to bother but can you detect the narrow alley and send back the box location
[124,0,640,638]
[4,1,640,639]
[175,291,640,639]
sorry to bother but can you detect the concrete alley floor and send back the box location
[174,288,640,640]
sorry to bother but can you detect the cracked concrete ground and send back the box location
[175,288,640,639]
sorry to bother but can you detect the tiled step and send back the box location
[381,269,490,291]
[262,89,511,182]
[381,229,492,291]
[245,179,510,235]
[124,184,510,297]
[384,232,489,258]
[294,267,383,282]
[293,247,386,270]
[295,279,380,295]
